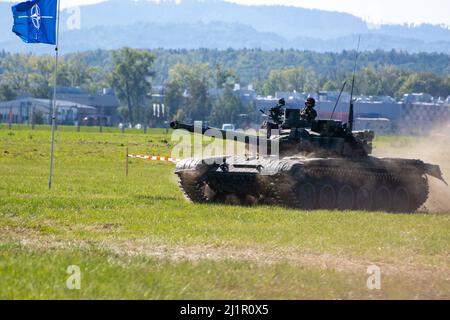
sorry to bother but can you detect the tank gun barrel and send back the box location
[170,121,270,149]
[170,121,210,134]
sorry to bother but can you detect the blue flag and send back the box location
[12,0,57,45]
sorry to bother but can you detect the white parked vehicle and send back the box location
[221,123,235,131]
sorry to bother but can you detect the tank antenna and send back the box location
[330,81,347,120]
[348,35,361,131]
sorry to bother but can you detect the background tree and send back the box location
[209,65,241,126]
[262,67,317,95]
[110,48,155,125]
[84,65,110,93]
[262,69,286,96]
[0,83,16,101]
[283,67,318,93]
[1,53,32,92]
[214,64,237,89]
[398,73,450,98]
[165,63,213,121]
[164,79,183,121]
[209,84,242,126]
[28,56,55,98]
[66,56,93,88]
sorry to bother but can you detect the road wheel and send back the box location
[204,184,216,201]
[224,194,241,205]
[355,187,372,211]
[244,195,259,206]
[392,187,411,213]
[262,197,279,205]
[337,185,355,211]
[297,182,316,210]
[318,183,337,210]
[373,186,392,212]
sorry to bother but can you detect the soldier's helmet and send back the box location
[278,98,286,107]
[306,97,316,107]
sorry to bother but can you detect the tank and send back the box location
[170,100,446,213]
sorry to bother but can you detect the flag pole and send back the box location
[48,0,61,190]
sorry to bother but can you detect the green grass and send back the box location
[0,127,449,299]
[3,242,448,300]
[0,123,166,134]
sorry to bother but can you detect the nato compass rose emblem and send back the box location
[19,3,53,31]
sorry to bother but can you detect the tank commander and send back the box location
[300,97,318,122]
[269,98,285,124]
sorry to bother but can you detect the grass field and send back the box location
[0,126,449,299]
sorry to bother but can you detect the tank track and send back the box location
[176,163,430,213]
[178,172,209,203]
[272,166,429,213]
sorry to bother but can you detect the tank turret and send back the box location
[171,102,374,159]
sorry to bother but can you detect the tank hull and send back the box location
[175,156,440,213]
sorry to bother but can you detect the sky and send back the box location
[229,0,450,26]
[3,0,450,26]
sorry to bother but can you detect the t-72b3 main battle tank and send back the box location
[170,100,446,213]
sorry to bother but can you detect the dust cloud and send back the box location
[373,124,450,214]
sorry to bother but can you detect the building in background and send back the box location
[0,87,120,126]
[55,87,119,125]
[0,98,96,125]
[253,89,450,134]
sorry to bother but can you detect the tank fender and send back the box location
[175,158,221,174]
[424,164,447,185]
[259,159,300,176]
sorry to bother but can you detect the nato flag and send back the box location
[12,0,57,45]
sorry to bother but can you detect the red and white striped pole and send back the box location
[125,151,177,177]
[127,154,178,162]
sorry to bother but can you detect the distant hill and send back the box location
[1,0,450,53]
[291,34,450,54]
[55,0,368,40]
[3,22,450,55]
[0,22,285,53]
